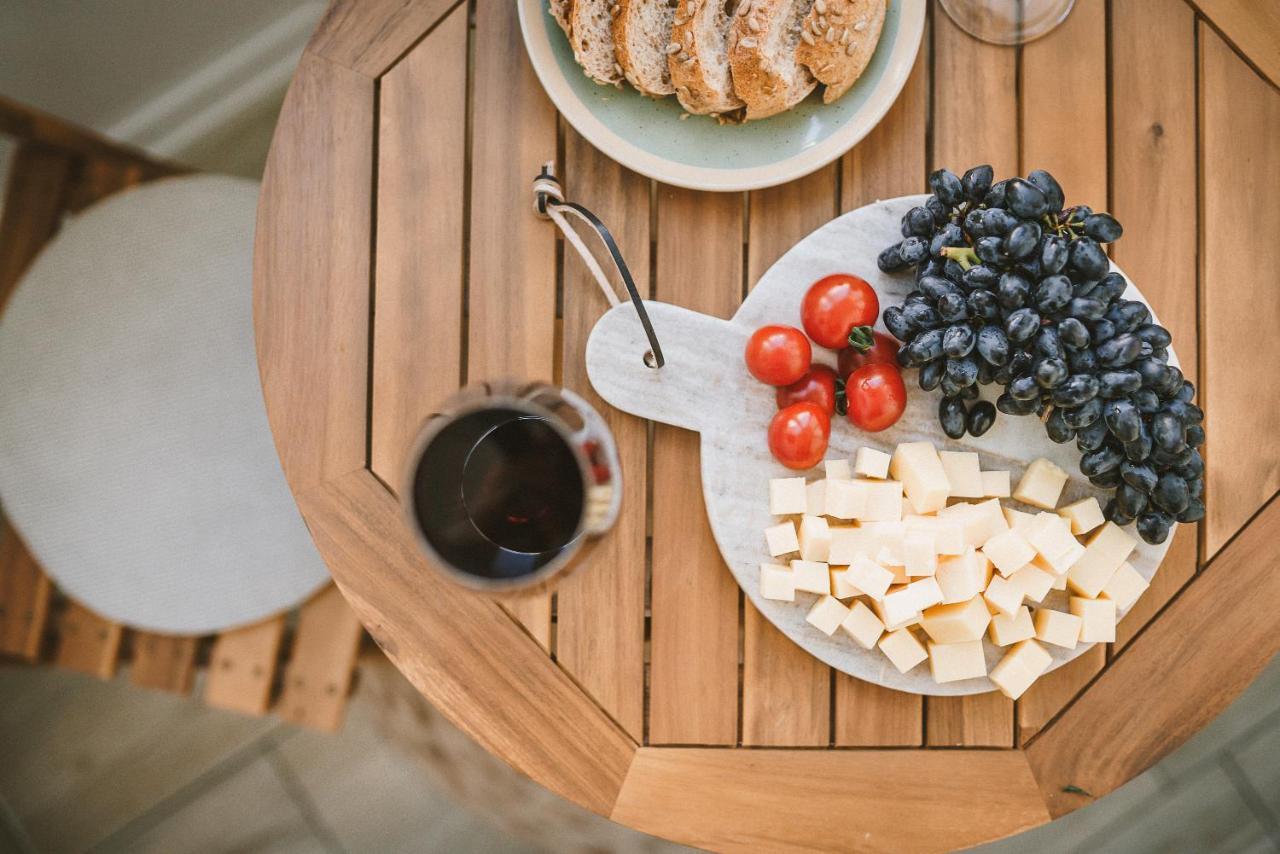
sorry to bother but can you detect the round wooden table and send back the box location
[253,1,1280,850]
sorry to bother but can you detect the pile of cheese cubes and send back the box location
[761,442,1152,698]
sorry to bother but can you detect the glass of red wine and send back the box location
[402,381,621,594]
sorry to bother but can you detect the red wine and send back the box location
[410,408,585,581]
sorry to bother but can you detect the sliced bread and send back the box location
[728,0,818,120]
[613,0,678,97]
[570,0,625,86]
[669,0,745,115]
[796,0,886,103]
[550,0,573,36]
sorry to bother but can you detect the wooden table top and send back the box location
[253,1,1280,849]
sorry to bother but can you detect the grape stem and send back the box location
[940,246,979,270]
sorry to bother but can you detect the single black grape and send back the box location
[1057,317,1090,349]
[1005,221,1041,259]
[1081,444,1124,477]
[1083,213,1123,242]
[901,301,941,330]
[1035,327,1065,360]
[984,208,1018,235]
[1076,417,1109,451]
[877,242,908,272]
[1034,275,1073,314]
[963,264,1000,289]
[1046,408,1075,443]
[1040,235,1069,276]
[1116,483,1148,517]
[1154,365,1185,399]
[967,401,996,436]
[926,195,948,224]
[1098,369,1142,398]
[918,276,956,302]
[997,392,1039,416]
[1069,297,1108,321]
[961,164,994,201]
[1134,324,1172,349]
[963,208,987,238]
[939,396,967,438]
[1178,498,1206,523]
[899,236,929,265]
[1067,347,1099,374]
[1132,388,1161,414]
[1009,375,1041,401]
[1026,169,1065,211]
[937,292,969,322]
[1176,380,1196,403]
[1006,178,1050,218]
[1062,397,1104,429]
[1104,399,1141,442]
[919,359,945,391]
[1188,477,1204,500]
[983,179,1009,208]
[975,325,1009,366]
[1185,424,1205,447]
[1092,319,1118,344]
[967,290,1002,323]
[1005,308,1040,343]
[1120,461,1158,493]
[1110,300,1151,333]
[946,357,979,388]
[1136,511,1173,545]
[1151,412,1184,452]
[929,168,965,206]
[1177,449,1205,480]
[997,273,1032,310]
[1134,357,1169,389]
[1007,349,1034,378]
[943,324,976,358]
[1052,374,1100,407]
[1097,333,1142,367]
[974,236,1007,265]
[1069,237,1109,279]
[1105,498,1136,527]
[1124,423,1153,462]
[1090,469,1123,489]
[883,305,913,341]
[903,206,936,237]
[1034,357,1069,388]
[1152,473,1190,514]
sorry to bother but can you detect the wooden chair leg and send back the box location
[54,601,123,678]
[276,584,364,732]
[204,615,286,716]
[130,632,199,694]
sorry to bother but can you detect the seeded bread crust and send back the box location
[613,0,677,97]
[550,0,573,36]
[728,0,818,120]
[795,0,885,103]
[669,0,746,116]
[570,0,625,86]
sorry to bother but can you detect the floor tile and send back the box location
[0,664,279,853]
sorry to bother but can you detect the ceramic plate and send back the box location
[517,0,926,192]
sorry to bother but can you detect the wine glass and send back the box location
[938,0,1076,45]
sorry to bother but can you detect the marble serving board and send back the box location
[585,194,1176,696]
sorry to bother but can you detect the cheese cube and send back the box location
[1009,565,1055,604]
[805,479,828,517]
[939,451,984,499]
[764,521,800,557]
[1070,597,1117,643]
[1034,608,1082,649]
[989,606,1035,646]
[1050,572,1067,590]
[903,533,938,577]
[990,639,1053,700]
[906,515,964,556]
[982,529,1038,577]
[839,601,885,649]
[859,480,903,521]
[876,541,904,569]
[878,628,928,673]
[1067,522,1137,598]
[907,576,944,611]
[1101,561,1149,613]
[825,479,868,520]
[1025,513,1081,572]
[950,498,1009,548]
[854,446,891,479]
[890,442,952,514]
[1003,506,1037,534]
[828,526,877,564]
[790,560,831,595]
[824,458,852,480]
[920,596,991,643]
[845,554,895,601]
[1013,458,1069,510]
[982,470,1011,498]
[759,564,795,601]
[830,568,859,599]
[937,549,990,604]
[1058,496,1105,536]
[798,515,832,562]
[806,595,851,635]
[769,477,807,515]
[1033,539,1086,577]
[871,593,920,631]
[984,575,1024,617]
[928,639,988,683]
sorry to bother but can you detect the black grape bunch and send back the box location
[877,165,1204,545]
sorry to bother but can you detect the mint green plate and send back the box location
[518,1,925,192]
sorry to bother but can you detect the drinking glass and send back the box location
[938,0,1075,45]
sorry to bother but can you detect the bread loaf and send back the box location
[795,0,885,103]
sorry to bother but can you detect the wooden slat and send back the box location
[648,186,743,746]
[555,126,649,740]
[277,584,365,731]
[834,18,929,748]
[740,167,836,747]
[1110,0,1199,647]
[1188,0,1280,89]
[54,602,123,679]
[203,616,286,716]
[308,0,460,78]
[467,0,559,649]
[253,51,373,496]
[612,747,1050,853]
[0,143,73,308]
[64,158,148,214]
[298,469,636,815]
[1201,23,1280,558]
[1025,496,1280,817]
[925,0,1017,746]
[0,523,51,660]
[370,3,467,485]
[0,93,172,171]
[129,633,198,694]
[1015,0,1109,742]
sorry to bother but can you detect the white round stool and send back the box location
[0,176,330,635]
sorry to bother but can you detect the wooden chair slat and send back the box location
[647,186,744,746]
[741,166,838,747]
[277,584,364,732]
[554,125,650,741]
[203,615,286,716]
[1201,22,1280,557]
[834,15,929,747]
[308,0,460,78]
[54,602,123,679]
[370,2,467,486]
[0,522,51,660]
[129,632,198,694]
[467,0,559,650]
[0,143,74,308]
[925,0,1019,746]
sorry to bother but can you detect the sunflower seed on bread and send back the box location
[613,0,678,96]
[795,0,885,103]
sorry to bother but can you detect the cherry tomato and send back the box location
[745,325,811,386]
[800,274,880,350]
[845,363,907,432]
[837,331,901,379]
[776,364,838,414]
[768,402,831,470]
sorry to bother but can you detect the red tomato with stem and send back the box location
[744,325,811,386]
[768,402,830,470]
[845,363,907,432]
[800,274,880,350]
[837,330,901,379]
[775,364,838,414]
